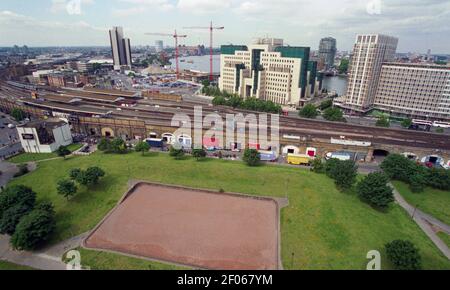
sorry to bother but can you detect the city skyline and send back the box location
[0,0,449,53]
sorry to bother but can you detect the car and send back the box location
[7,124,15,129]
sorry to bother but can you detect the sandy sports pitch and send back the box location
[84,182,280,270]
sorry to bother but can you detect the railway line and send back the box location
[1,81,449,151]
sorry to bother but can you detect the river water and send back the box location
[172,55,348,95]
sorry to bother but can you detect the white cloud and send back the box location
[112,0,174,16]
[177,0,233,14]
[50,0,95,15]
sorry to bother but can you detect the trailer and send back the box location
[146,138,164,148]
[287,154,311,166]
[259,150,278,162]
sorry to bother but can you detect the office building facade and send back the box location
[318,37,337,70]
[219,38,318,106]
[337,34,398,112]
[109,26,132,70]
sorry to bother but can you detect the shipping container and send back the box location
[287,154,311,166]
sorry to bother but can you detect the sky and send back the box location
[0,0,449,53]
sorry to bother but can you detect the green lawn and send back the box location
[8,152,450,270]
[8,143,83,164]
[0,260,36,270]
[393,181,450,225]
[437,232,450,248]
[65,248,189,270]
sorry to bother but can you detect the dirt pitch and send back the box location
[83,182,280,270]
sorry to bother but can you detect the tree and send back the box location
[110,138,127,154]
[299,104,318,119]
[323,107,345,122]
[56,146,71,159]
[326,159,358,190]
[357,172,394,208]
[0,203,33,235]
[192,149,207,161]
[319,99,333,111]
[10,204,56,250]
[97,138,111,152]
[376,116,390,128]
[310,157,325,173]
[11,108,26,122]
[401,118,412,128]
[135,141,150,156]
[0,185,36,219]
[57,179,78,200]
[69,168,82,181]
[243,149,260,167]
[385,240,422,270]
[380,154,416,182]
[169,146,185,160]
[84,167,105,185]
[338,58,349,74]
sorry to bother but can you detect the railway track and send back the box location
[1,82,449,151]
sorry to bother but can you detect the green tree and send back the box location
[385,240,422,270]
[376,116,390,127]
[243,149,261,167]
[192,149,207,161]
[11,108,26,122]
[110,138,127,154]
[401,118,412,128]
[310,157,325,173]
[69,168,82,181]
[135,141,150,156]
[10,203,56,250]
[326,159,358,190]
[84,167,105,185]
[338,59,349,74]
[56,179,78,200]
[357,172,394,208]
[0,203,33,235]
[97,138,111,152]
[319,99,333,111]
[0,185,36,219]
[323,107,345,122]
[299,104,318,119]
[56,146,71,159]
[380,154,416,182]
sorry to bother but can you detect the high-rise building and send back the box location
[374,63,450,120]
[218,38,318,106]
[337,34,398,112]
[155,40,164,53]
[109,26,132,70]
[318,37,337,70]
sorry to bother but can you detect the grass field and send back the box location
[8,152,450,270]
[0,260,35,270]
[8,143,83,164]
[66,248,189,270]
[393,181,450,225]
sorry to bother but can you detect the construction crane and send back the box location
[145,30,187,79]
[183,21,224,81]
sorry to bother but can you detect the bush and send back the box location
[380,154,415,182]
[319,99,333,111]
[243,149,260,167]
[11,108,26,122]
[135,141,150,156]
[385,240,422,270]
[14,164,29,178]
[401,118,412,128]
[299,104,318,119]
[357,172,394,208]
[310,158,325,173]
[56,146,71,159]
[376,116,390,128]
[10,203,56,250]
[169,146,185,160]
[192,149,207,161]
[426,168,450,190]
[97,138,110,152]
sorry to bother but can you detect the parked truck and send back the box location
[287,154,311,166]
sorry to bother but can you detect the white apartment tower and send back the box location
[340,34,398,112]
[219,38,317,106]
[109,26,132,70]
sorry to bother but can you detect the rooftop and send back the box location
[19,119,67,129]
[83,87,138,98]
